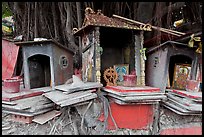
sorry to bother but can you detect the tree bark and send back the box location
[76,2,82,67]
[51,2,59,41]
[34,2,38,38]
[65,2,77,51]
[137,2,155,40]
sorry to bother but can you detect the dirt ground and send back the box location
[2,110,149,135]
[2,112,74,135]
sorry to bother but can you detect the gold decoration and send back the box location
[140,31,145,86]
[96,70,101,83]
[188,34,202,53]
[196,42,202,54]
[97,9,103,15]
[140,48,147,60]
[139,24,152,31]
[85,7,95,14]
[144,24,152,31]
[103,67,118,86]
[139,24,144,30]
[72,28,79,33]
[173,19,184,27]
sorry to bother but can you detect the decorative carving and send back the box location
[140,31,145,86]
[103,67,118,86]
[144,24,152,31]
[139,24,145,30]
[85,7,95,15]
[96,70,101,83]
[72,28,78,33]
[139,24,152,31]
[140,48,147,61]
[95,27,101,83]
[97,9,103,15]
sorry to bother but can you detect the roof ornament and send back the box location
[139,24,152,31]
[139,24,145,30]
[85,7,95,15]
[97,9,103,15]
[72,28,79,34]
[144,24,152,31]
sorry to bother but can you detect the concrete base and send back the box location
[99,101,154,130]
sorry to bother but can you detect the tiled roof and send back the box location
[73,8,152,35]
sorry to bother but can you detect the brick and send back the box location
[11,114,33,124]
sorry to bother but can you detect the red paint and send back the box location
[2,89,44,102]
[99,102,154,130]
[172,89,200,99]
[74,68,81,75]
[130,70,136,75]
[186,80,200,92]
[11,114,33,124]
[106,85,160,92]
[74,68,82,80]
[2,40,20,80]
[3,77,21,93]
[123,75,136,87]
[160,126,202,135]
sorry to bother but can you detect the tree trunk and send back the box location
[51,2,59,41]
[34,2,38,38]
[65,2,77,51]
[137,2,155,40]
[76,2,82,67]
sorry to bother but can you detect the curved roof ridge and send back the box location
[73,7,152,36]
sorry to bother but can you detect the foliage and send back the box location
[2,2,12,18]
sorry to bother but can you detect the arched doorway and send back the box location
[28,54,51,88]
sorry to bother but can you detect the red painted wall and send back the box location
[2,40,19,80]
[100,102,154,130]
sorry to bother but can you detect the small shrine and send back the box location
[73,7,152,86]
[74,8,165,130]
[146,37,202,93]
[15,40,74,89]
[145,33,202,115]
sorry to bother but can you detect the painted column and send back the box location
[95,27,101,83]
[134,34,141,85]
[140,31,146,86]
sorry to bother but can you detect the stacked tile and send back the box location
[162,89,202,115]
[101,86,167,105]
[2,95,55,117]
[43,82,103,107]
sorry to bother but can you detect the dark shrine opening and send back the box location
[28,54,51,89]
[168,55,192,88]
[100,27,135,86]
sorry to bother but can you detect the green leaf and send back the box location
[2,2,12,18]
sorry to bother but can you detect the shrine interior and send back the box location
[100,27,135,86]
